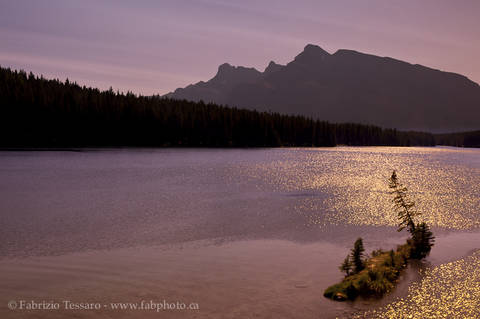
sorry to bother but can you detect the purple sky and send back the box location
[1,0,479,95]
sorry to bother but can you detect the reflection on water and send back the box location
[355,251,480,318]
[242,147,480,229]
[0,147,479,257]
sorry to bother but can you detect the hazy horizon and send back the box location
[1,0,480,95]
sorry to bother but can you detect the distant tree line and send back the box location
[0,66,438,148]
[434,131,480,148]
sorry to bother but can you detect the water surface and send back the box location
[0,147,479,318]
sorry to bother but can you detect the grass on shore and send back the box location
[324,242,412,301]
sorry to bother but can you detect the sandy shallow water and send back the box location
[1,231,479,319]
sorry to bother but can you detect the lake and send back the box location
[0,147,479,318]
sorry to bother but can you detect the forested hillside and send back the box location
[0,66,436,148]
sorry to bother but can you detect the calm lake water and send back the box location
[0,147,479,318]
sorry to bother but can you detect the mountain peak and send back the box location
[300,44,330,56]
[293,44,330,63]
[212,63,262,86]
[304,43,329,53]
[218,62,234,72]
[264,61,284,75]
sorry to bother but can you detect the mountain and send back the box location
[165,44,480,133]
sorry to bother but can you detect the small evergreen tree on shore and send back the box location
[389,249,395,267]
[411,222,435,259]
[339,256,352,276]
[388,170,435,260]
[388,170,420,234]
[351,238,365,273]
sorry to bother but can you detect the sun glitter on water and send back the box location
[354,250,480,318]
[239,147,480,230]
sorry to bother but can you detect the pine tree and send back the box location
[351,238,365,273]
[339,255,352,277]
[388,170,434,260]
[411,222,435,259]
[388,170,420,234]
[389,249,395,267]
